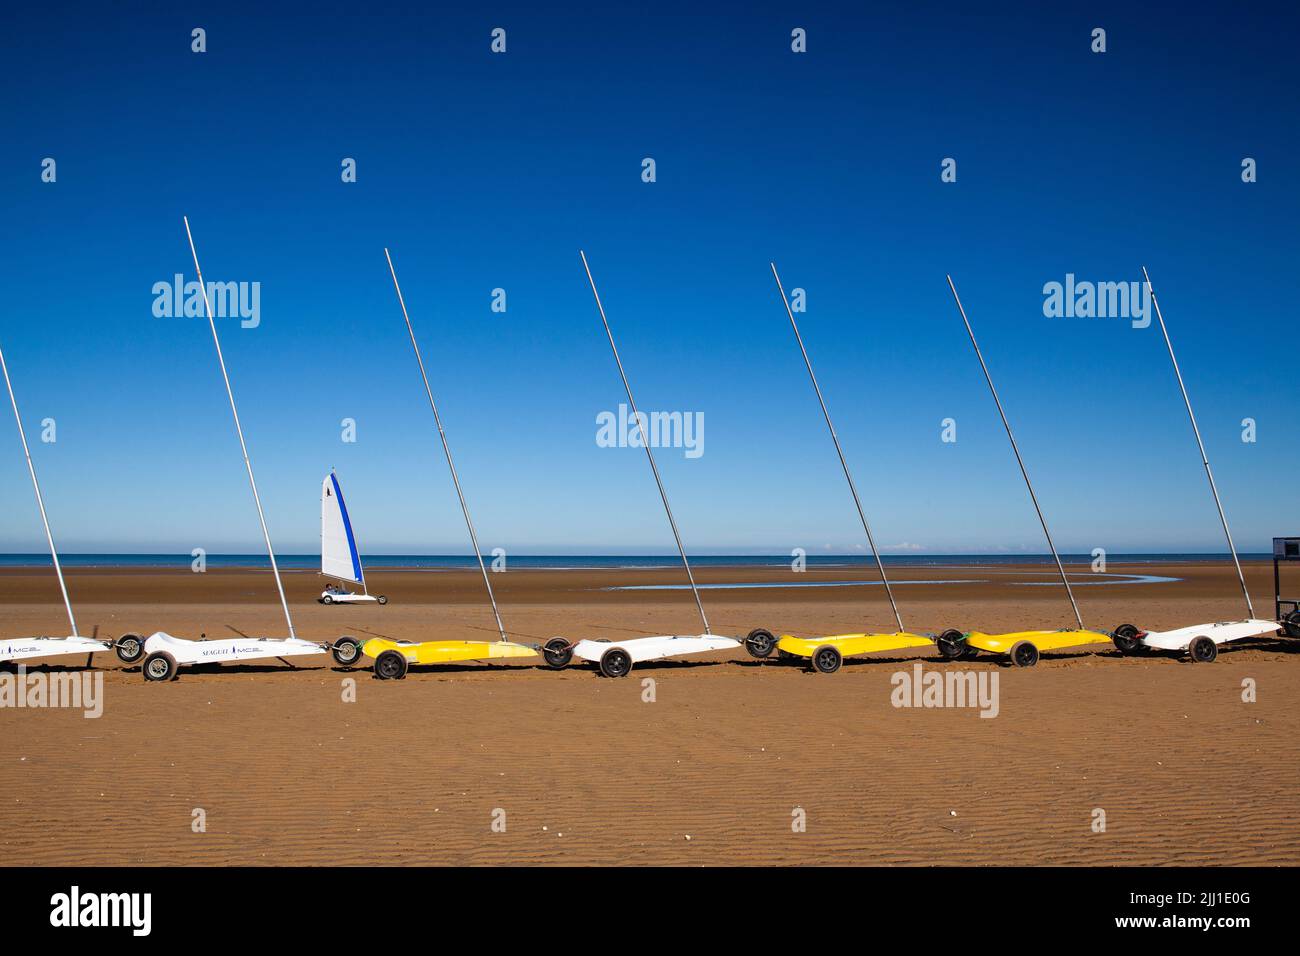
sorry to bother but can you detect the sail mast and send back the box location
[384,249,508,642]
[770,262,905,633]
[0,342,78,637]
[1143,267,1254,618]
[580,251,711,635]
[946,275,1085,630]
[184,217,296,638]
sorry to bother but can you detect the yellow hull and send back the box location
[964,629,1111,654]
[360,638,537,665]
[777,631,935,659]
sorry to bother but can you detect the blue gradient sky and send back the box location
[2,3,1296,555]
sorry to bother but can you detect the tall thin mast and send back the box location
[384,249,508,642]
[946,275,1084,630]
[770,263,905,633]
[0,343,78,637]
[580,251,711,635]
[1143,266,1254,618]
[183,217,296,638]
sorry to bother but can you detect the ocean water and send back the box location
[606,572,1183,591]
[0,552,1272,570]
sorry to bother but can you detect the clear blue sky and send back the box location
[2,2,1296,555]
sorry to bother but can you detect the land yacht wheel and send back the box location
[374,649,409,680]
[810,645,842,674]
[377,595,388,606]
[1009,640,1039,668]
[142,651,177,682]
[598,647,632,679]
[936,629,967,660]
[745,628,777,659]
[115,633,144,664]
[331,637,362,667]
[1188,636,1217,663]
[543,637,574,669]
[1283,611,1300,639]
[1111,623,1146,655]
[322,595,334,605]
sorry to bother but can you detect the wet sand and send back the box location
[1,561,1297,866]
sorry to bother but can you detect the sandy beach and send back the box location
[1,560,1297,866]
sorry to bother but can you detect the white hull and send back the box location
[321,591,381,605]
[0,636,110,663]
[571,634,740,664]
[142,632,325,666]
[1139,619,1279,651]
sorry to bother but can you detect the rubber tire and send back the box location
[745,628,777,659]
[332,637,362,667]
[936,628,967,660]
[322,595,334,605]
[1283,611,1300,639]
[1009,640,1039,668]
[142,651,177,682]
[115,633,145,664]
[810,645,842,674]
[542,637,573,669]
[598,647,632,678]
[1112,623,1145,655]
[377,595,388,606]
[1189,635,1218,663]
[374,649,409,680]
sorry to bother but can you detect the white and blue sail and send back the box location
[322,471,366,589]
